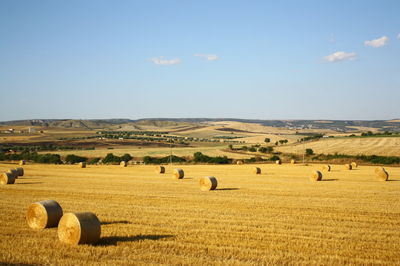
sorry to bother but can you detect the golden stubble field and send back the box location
[1,163,400,265]
[277,137,400,156]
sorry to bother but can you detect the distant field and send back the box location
[276,137,400,156]
[0,163,399,264]
[40,145,254,159]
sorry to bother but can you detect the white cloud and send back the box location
[194,54,219,61]
[397,33,400,39]
[151,56,181,65]
[364,36,389,48]
[324,51,356,62]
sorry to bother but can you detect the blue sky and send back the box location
[0,0,399,121]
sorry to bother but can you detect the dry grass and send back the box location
[276,137,400,156]
[0,163,400,265]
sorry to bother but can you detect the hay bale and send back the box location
[291,159,295,164]
[351,162,358,168]
[199,176,218,191]
[253,167,261,174]
[19,160,26,166]
[236,160,243,165]
[8,169,18,179]
[79,162,86,168]
[310,170,323,181]
[322,164,331,172]
[58,212,101,245]
[26,200,63,229]
[276,160,281,165]
[120,161,127,167]
[155,166,165,174]
[173,168,184,179]
[375,167,389,181]
[0,172,16,185]
[16,167,24,177]
[344,164,352,170]
[374,167,385,174]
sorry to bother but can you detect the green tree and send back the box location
[305,149,314,156]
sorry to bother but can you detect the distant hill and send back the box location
[1,118,400,132]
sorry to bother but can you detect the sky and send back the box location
[0,0,399,121]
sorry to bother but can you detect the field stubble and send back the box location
[0,163,400,265]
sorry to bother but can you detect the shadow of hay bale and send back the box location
[97,234,174,246]
[101,220,132,225]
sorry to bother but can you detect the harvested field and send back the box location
[0,163,400,264]
[276,137,400,156]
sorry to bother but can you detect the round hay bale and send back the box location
[374,167,385,174]
[58,212,101,245]
[375,167,389,181]
[322,164,331,172]
[253,167,261,174]
[351,162,358,168]
[79,162,86,168]
[199,176,218,191]
[173,168,184,179]
[0,172,16,185]
[343,164,352,170]
[291,159,295,164]
[236,160,243,165]
[120,161,127,167]
[276,160,281,165]
[16,167,24,177]
[155,166,165,174]
[26,200,63,229]
[8,169,18,179]
[310,170,323,181]
[19,160,26,166]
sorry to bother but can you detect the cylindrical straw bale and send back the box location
[351,162,358,168]
[79,162,86,168]
[375,167,389,181]
[26,200,63,229]
[322,165,331,172]
[0,172,16,185]
[344,164,352,170]
[58,212,101,245]
[8,169,18,179]
[19,160,26,166]
[291,159,295,164]
[236,160,243,165]
[310,170,323,181]
[374,167,385,174]
[199,176,218,191]
[173,168,184,179]
[253,167,261,174]
[155,166,165,174]
[16,167,24,177]
[120,161,127,167]
[276,160,281,165]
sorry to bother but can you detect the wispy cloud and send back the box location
[194,54,219,61]
[151,56,181,65]
[324,51,356,63]
[364,36,388,48]
[397,33,400,39]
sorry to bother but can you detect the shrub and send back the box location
[193,152,230,164]
[306,149,314,155]
[269,155,280,161]
[65,154,88,164]
[88,157,101,164]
